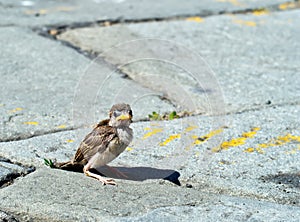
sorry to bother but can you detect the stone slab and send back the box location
[0,0,291,27]
[58,10,300,114]
[0,157,34,187]
[0,104,299,206]
[0,168,300,221]
[0,27,174,142]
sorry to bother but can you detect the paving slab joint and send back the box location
[0,157,36,188]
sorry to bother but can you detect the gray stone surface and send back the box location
[1,0,300,221]
[0,168,299,222]
[0,26,174,142]
[58,10,300,113]
[0,0,291,27]
[0,157,34,187]
[1,104,299,207]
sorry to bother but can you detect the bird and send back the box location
[52,103,133,185]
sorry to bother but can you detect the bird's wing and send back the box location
[73,125,117,164]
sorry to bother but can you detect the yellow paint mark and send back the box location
[214,127,260,152]
[9,107,23,113]
[57,124,66,129]
[258,143,268,148]
[251,127,261,131]
[66,139,74,143]
[195,128,224,145]
[142,128,163,139]
[233,19,257,27]
[184,125,198,132]
[187,128,224,151]
[279,2,296,10]
[244,147,254,153]
[216,0,244,7]
[221,137,247,150]
[23,121,39,125]
[257,133,300,149]
[160,134,181,146]
[186,16,204,23]
[126,147,133,151]
[56,6,76,12]
[242,127,260,138]
[252,9,269,16]
[256,147,265,154]
[25,9,48,15]
[194,151,200,157]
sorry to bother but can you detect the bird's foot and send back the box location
[84,168,116,185]
[99,178,116,186]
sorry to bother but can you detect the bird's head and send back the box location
[109,103,133,127]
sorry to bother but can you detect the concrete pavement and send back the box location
[1,0,300,221]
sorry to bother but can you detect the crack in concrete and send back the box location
[0,157,36,188]
[1,100,299,143]
[30,0,300,62]
[225,100,300,116]
[35,0,300,40]
[0,125,81,143]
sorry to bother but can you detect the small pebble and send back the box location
[186,183,193,188]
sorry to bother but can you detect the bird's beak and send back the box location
[116,114,131,121]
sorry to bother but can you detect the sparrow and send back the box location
[53,103,133,185]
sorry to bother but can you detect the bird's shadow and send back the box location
[260,172,300,188]
[60,164,181,186]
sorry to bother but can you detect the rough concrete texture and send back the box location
[0,157,34,187]
[1,0,300,221]
[0,27,174,142]
[0,0,292,27]
[0,168,300,222]
[58,9,300,113]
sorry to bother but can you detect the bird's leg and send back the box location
[104,165,128,179]
[83,164,116,185]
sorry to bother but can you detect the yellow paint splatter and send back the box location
[221,137,247,149]
[244,147,254,153]
[256,147,265,154]
[57,124,66,129]
[257,133,300,149]
[9,107,23,113]
[251,127,261,131]
[126,147,133,151]
[214,127,260,152]
[25,6,76,15]
[194,128,224,145]
[242,127,260,138]
[184,125,198,132]
[142,128,163,139]
[160,134,181,146]
[194,151,200,157]
[186,128,224,151]
[233,19,257,27]
[66,139,74,143]
[56,6,76,12]
[23,121,39,125]
[278,2,296,10]
[186,16,204,23]
[252,9,269,16]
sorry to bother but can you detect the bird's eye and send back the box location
[113,110,121,117]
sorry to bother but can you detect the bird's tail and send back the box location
[44,159,84,172]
